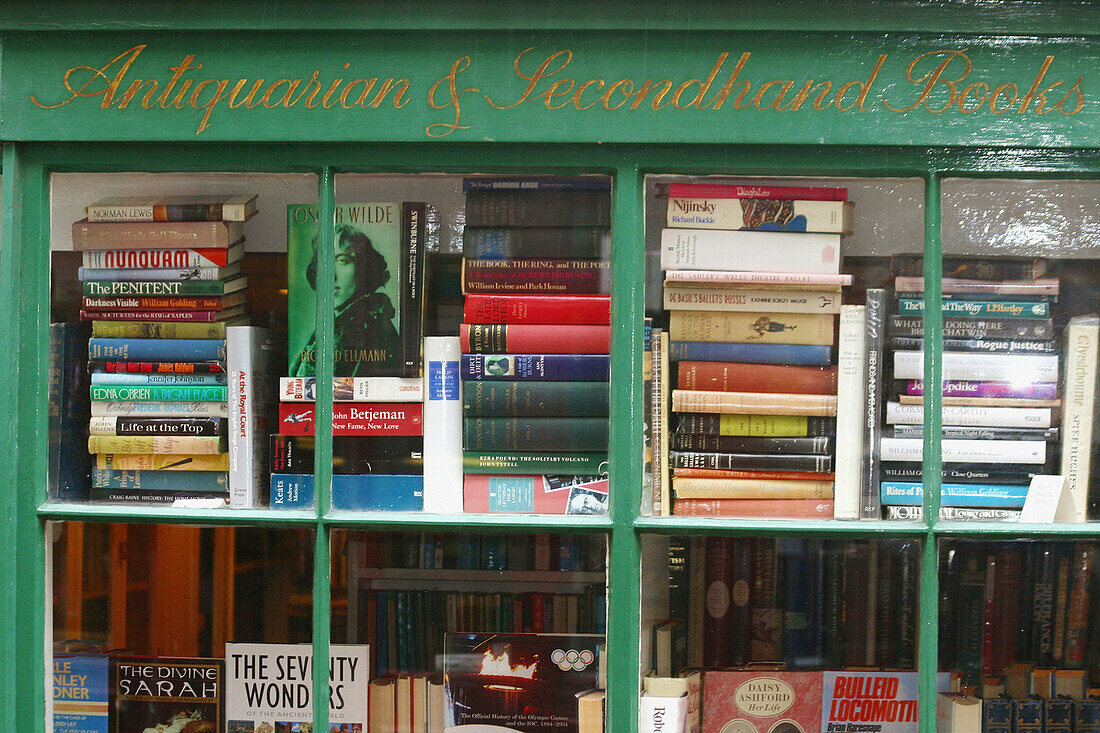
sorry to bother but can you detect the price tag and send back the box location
[1020,475,1076,523]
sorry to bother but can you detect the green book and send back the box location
[287,203,403,377]
[463,417,610,451]
[461,380,610,417]
[82,276,248,297]
[463,451,608,474]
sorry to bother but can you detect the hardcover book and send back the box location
[85,194,258,222]
[72,219,245,249]
[702,671,822,733]
[462,474,609,515]
[666,197,852,233]
[287,203,403,377]
[110,656,223,733]
[224,643,370,733]
[660,228,841,274]
[443,632,604,733]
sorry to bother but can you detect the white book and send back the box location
[936,693,981,733]
[885,401,1053,429]
[639,691,687,733]
[81,242,245,269]
[893,350,1059,382]
[880,437,1047,464]
[664,269,852,287]
[227,326,273,508]
[659,228,841,274]
[666,196,852,233]
[663,286,842,313]
[89,400,229,418]
[834,305,866,519]
[1059,315,1099,522]
[279,376,423,402]
[423,336,463,513]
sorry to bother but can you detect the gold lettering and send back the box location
[369,79,410,108]
[957,81,989,113]
[835,53,886,111]
[883,49,971,113]
[779,80,816,111]
[169,79,195,108]
[291,71,323,108]
[338,78,378,108]
[1033,80,1065,114]
[572,78,605,109]
[671,53,728,109]
[116,78,158,109]
[600,79,633,110]
[190,79,230,134]
[627,79,674,110]
[157,55,200,109]
[31,44,146,109]
[427,56,479,137]
[227,79,265,109]
[1017,56,1055,113]
[543,78,576,109]
[812,80,834,110]
[261,79,300,108]
[989,83,1018,113]
[753,80,794,110]
[1054,78,1084,114]
[486,48,572,110]
[706,52,752,110]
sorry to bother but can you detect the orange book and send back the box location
[673,468,835,481]
[677,361,837,394]
[672,498,835,518]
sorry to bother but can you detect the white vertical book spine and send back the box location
[1059,316,1099,522]
[227,326,253,507]
[834,304,866,519]
[423,336,463,513]
[638,693,687,733]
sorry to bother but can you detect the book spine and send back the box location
[886,401,1053,428]
[86,197,254,222]
[666,197,851,233]
[460,324,610,354]
[664,182,847,200]
[883,505,1023,521]
[889,315,1054,340]
[750,538,781,662]
[882,462,1040,485]
[97,453,228,471]
[277,403,424,436]
[861,289,885,519]
[666,536,690,625]
[83,279,238,296]
[668,310,835,346]
[82,295,231,311]
[676,361,837,394]
[894,276,1060,296]
[330,474,423,511]
[890,254,1046,280]
[880,482,1028,507]
[87,434,226,454]
[990,548,1022,675]
[88,360,225,375]
[672,477,833,499]
[664,269,852,287]
[460,353,609,381]
[48,323,92,501]
[675,412,836,437]
[834,304,866,520]
[278,376,424,402]
[90,400,229,417]
[895,541,919,668]
[702,537,733,667]
[904,380,1058,399]
[670,434,831,453]
[891,337,1057,354]
[843,542,871,666]
[1059,316,1099,522]
[729,540,753,666]
[461,259,611,295]
[462,226,609,260]
[462,417,609,451]
[1063,546,1094,667]
[89,385,227,402]
[656,330,670,516]
[87,338,227,362]
[78,266,232,281]
[662,286,842,313]
[226,326,262,507]
[463,451,607,474]
[668,341,833,366]
[674,468,834,480]
[660,228,841,273]
[462,380,610,417]
[422,336,463,513]
[779,537,815,668]
[464,189,611,226]
[889,424,1058,440]
[897,298,1050,319]
[880,437,1047,463]
[72,219,239,249]
[400,202,427,377]
[269,473,314,509]
[90,468,227,492]
[87,416,225,436]
[1045,698,1075,733]
[671,389,837,416]
[463,294,611,324]
[90,321,227,339]
[82,309,233,323]
[81,246,234,268]
[671,451,832,472]
[268,435,424,474]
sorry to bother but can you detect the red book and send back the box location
[82,295,236,311]
[462,259,610,295]
[79,308,241,323]
[278,402,424,436]
[460,323,610,354]
[672,498,835,518]
[703,537,734,668]
[664,182,848,201]
[677,362,839,395]
[989,547,1021,676]
[673,468,835,481]
[89,360,224,374]
[531,593,545,633]
[462,475,608,514]
[463,294,611,324]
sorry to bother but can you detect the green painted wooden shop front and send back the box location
[4,3,1100,731]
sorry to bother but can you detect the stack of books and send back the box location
[657,181,853,519]
[458,177,612,515]
[78,194,257,504]
[272,202,430,511]
[880,255,1064,521]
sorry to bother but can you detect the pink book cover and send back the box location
[462,475,608,515]
[703,671,823,733]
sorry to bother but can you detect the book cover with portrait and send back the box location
[287,203,402,377]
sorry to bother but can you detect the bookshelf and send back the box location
[5,7,1100,733]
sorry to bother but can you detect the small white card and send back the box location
[1020,474,1076,523]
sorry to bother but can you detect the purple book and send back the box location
[904,379,1058,399]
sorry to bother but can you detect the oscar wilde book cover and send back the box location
[287,203,402,377]
[443,633,603,732]
[110,656,223,733]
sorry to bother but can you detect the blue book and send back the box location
[879,481,1028,507]
[461,353,610,381]
[983,697,1013,733]
[463,176,611,192]
[778,538,816,669]
[1046,697,1075,733]
[1075,699,1100,733]
[668,341,833,366]
[269,473,424,510]
[53,655,109,733]
[88,338,227,362]
[91,468,228,492]
[49,323,92,501]
[376,590,389,675]
[90,372,227,386]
